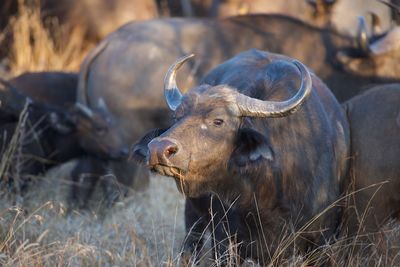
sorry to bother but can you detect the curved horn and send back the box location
[75,103,94,118]
[357,16,370,54]
[77,40,109,107]
[164,54,194,111]
[235,60,312,118]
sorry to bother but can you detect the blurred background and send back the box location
[0,0,394,76]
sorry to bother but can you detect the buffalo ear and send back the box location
[130,128,167,164]
[230,128,274,168]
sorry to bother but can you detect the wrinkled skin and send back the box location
[133,50,350,264]
[342,84,400,238]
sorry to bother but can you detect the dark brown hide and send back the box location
[134,50,350,264]
[0,72,81,163]
[343,84,400,237]
[0,72,83,192]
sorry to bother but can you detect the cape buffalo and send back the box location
[337,19,400,81]
[165,0,391,37]
[343,84,400,239]
[0,72,135,206]
[0,71,80,156]
[71,14,400,196]
[74,14,388,172]
[132,49,350,264]
[0,72,83,191]
[209,0,393,36]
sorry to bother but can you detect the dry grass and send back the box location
[1,171,399,267]
[0,166,187,267]
[0,101,30,197]
[3,0,89,76]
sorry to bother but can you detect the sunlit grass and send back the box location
[4,0,88,75]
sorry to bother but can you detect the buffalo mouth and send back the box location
[150,164,186,179]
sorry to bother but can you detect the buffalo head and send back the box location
[133,54,312,197]
[48,41,128,160]
[27,94,128,160]
[337,16,400,79]
[71,100,128,159]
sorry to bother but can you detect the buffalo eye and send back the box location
[213,118,224,127]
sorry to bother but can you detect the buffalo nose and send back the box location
[164,143,178,157]
[148,138,179,166]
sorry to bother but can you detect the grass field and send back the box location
[1,165,400,266]
[0,1,399,266]
[0,162,187,266]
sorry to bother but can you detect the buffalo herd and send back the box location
[0,0,399,265]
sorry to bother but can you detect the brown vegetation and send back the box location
[2,0,89,76]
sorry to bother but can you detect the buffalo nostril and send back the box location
[148,138,179,166]
[164,145,178,157]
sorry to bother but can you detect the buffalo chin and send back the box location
[173,177,207,198]
[150,165,220,198]
[151,164,185,179]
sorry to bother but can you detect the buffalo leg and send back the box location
[69,156,108,210]
[183,194,241,265]
[182,195,213,264]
